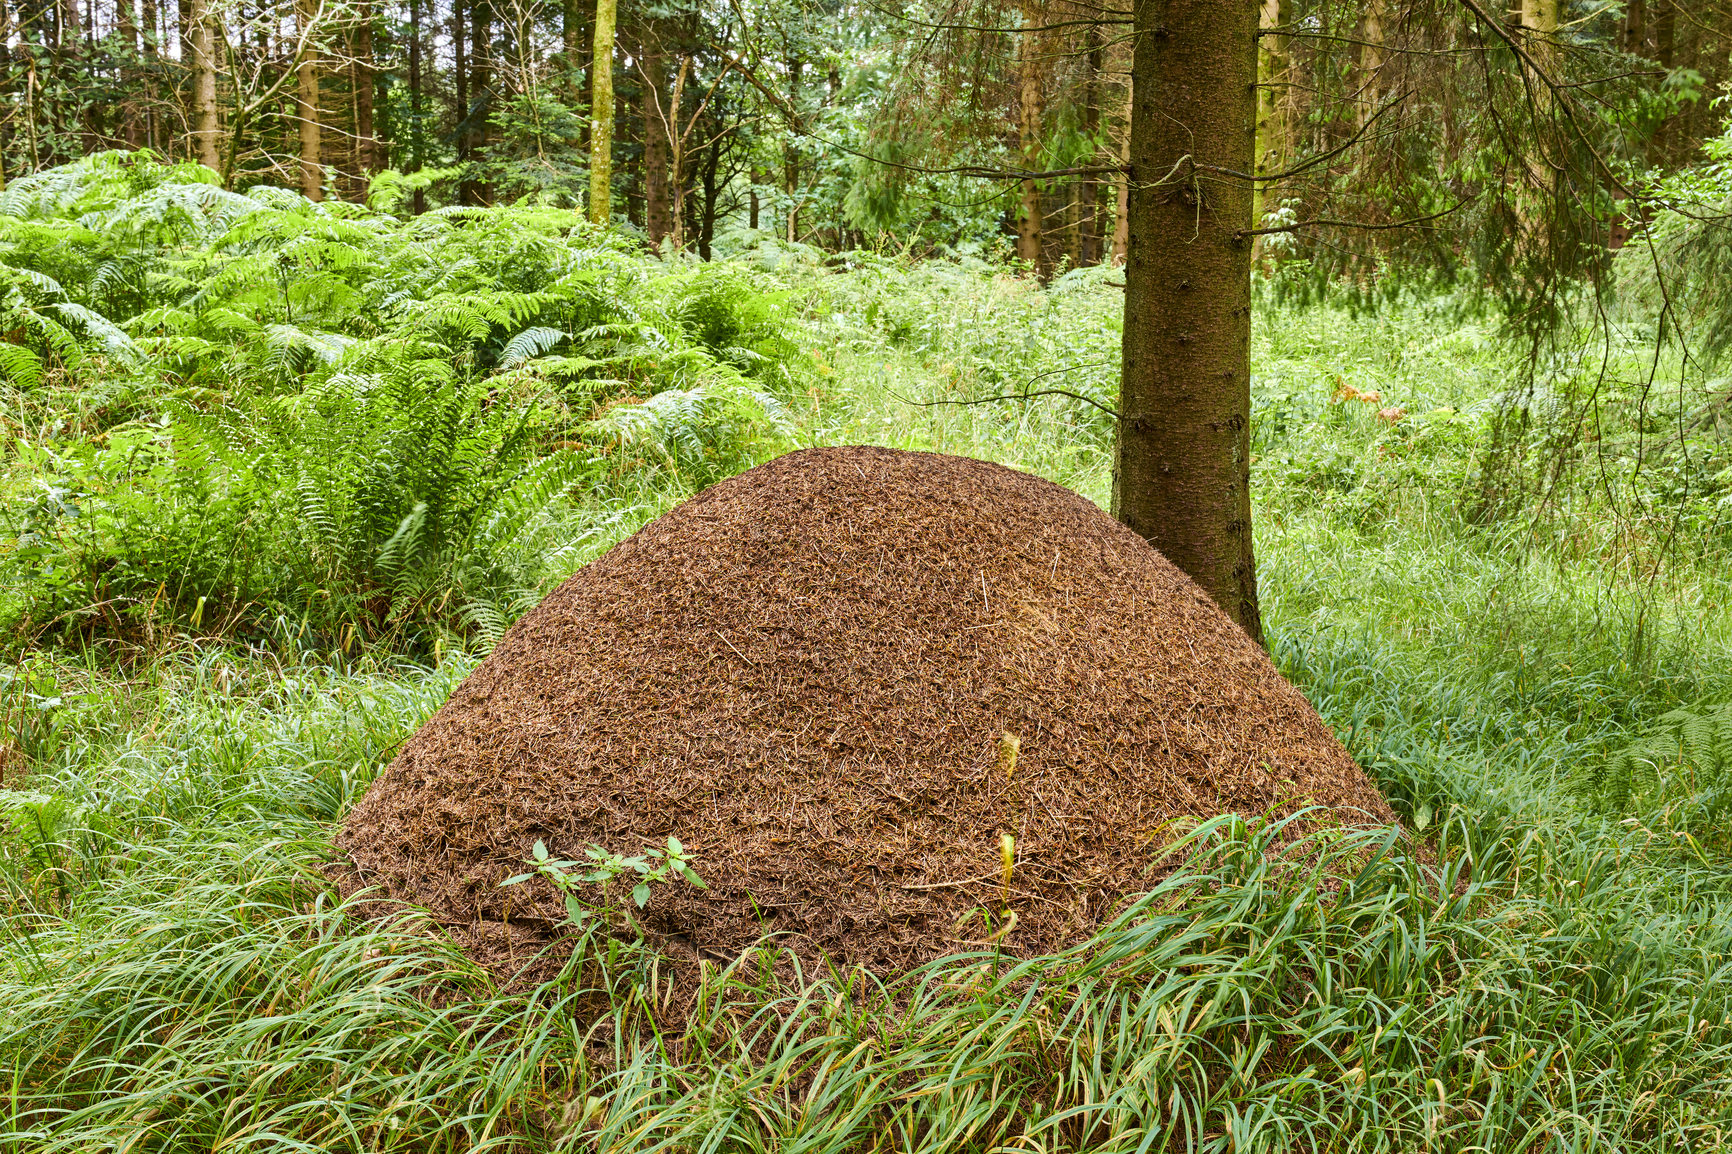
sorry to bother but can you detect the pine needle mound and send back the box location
[337,446,1393,974]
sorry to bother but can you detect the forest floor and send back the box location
[7,250,1732,1150]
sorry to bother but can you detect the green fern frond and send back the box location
[497,326,567,370]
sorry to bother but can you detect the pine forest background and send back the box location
[8,0,1729,268]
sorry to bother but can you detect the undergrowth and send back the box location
[8,155,1732,1149]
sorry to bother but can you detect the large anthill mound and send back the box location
[337,446,1392,975]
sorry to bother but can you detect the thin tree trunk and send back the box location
[588,0,616,224]
[190,0,221,172]
[699,135,719,260]
[1110,76,1130,264]
[1116,0,1261,641]
[1654,1,1674,67]
[561,0,579,97]
[1252,0,1288,248]
[783,55,802,235]
[666,56,689,251]
[354,0,377,186]
[174,0,192,159]
[1623,0,1646,54]
[24,60,39,171]
[454,0,468,174]
[467,0,491,203]
[1015,0,1043,271]
[1358,0,1388,127]
[141,0,158,149]
[749,165,760,230]
[641,22,671,247]
[118,0,144,146]
[409,0,424,212]
[1079,25,1102,266]
[295,0,322,199]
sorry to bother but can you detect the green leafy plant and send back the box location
[1584,701,1732,851]
[500,835,707,934]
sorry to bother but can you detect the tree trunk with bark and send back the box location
[666,57,690,250]
[699,134,720,260]
[784,55,802,239]
[641,22,671,247]
[1358,0,1388,127]
[190,0,222,172]
[1110,76,1131,264]
[141,0,160,150]
[466,0,491,203]
[1253,0,1287,244]
[1116,0,1261,641]
[1079,25,1103,266]
[1015,0,1044,271]
[354,0,378,186]
[409,0,425,212]
[588,0,616,224]
[454,0,468,173]
[117,0,144,147]
[295,0,322,199]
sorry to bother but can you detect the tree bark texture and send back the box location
[117,0,144,147]
[454,0,468,174]
[1110,76,1131,264]
[1358,0,1388,127]
[699,135,719,259]
[641,23,671,247]
[1015,0,1043,270]
[467,0,491,203]
[1079,26,1103,266]
[409,0,425,211]
[354,0,378,184]
[190,0,222,172]
[295,0,322,199]
[1116,0,1262,642]
[141,0,159,149]
[1252,0,1287,242]
[588,0,616,224]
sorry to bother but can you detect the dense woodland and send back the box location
[12,3,1732,1150]
[4,0,1729,266]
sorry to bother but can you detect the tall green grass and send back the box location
[8,264,1732,1150]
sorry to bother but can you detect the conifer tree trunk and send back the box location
[295,0,322,199]
[1358,0,1388,126]
[354,0,377,184]
[118,0,144,146]
[467,0,491,203]
[588,0,616,224]
[1116,0,1261,641]
[784,55,802,240]
[1079,26,1102,266]
[1110,77,1130,264]
[1015,0,1043,270]
[409,0,424,212]
[141,0,159,149]
[666,57,691,251]
[699,135,719,259]
[641,22,671,246]
[189,0,222,172]
[454,0,468,172]
[1252,0,1287,242]
[561,0,579,96]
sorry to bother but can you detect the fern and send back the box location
[1590,701,1732,845]
[2,150,807,650]
[498,325,567,369]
